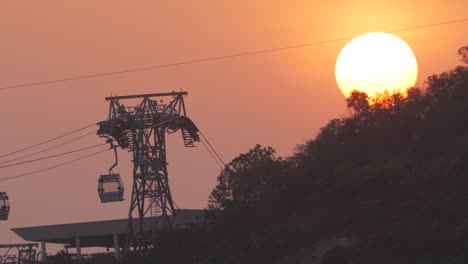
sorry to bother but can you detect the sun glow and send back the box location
[335,32,418,98]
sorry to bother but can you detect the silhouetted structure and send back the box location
[12,209,204,261]
[97,92,199,252]
[0,243,38,264]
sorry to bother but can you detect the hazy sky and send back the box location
[0,1,466,248]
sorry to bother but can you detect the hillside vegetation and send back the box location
[202,45,468,264]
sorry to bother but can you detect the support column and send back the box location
[75,237,81,259]
[41,240,47,261]
[113,234,120,259]
[124,236,130,256]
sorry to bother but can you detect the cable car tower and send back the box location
[97,91,199,250]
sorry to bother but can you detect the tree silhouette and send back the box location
[459,45,468,65]
[346,90,370,114]
[208,144,281,210]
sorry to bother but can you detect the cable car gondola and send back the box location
[97,139,124,203]
[0,192,10,221]
[98,174,124,203]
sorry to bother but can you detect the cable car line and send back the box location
[173,200,182,210]
[0,143,107,169]
[0,130,97,166]
[386,18,468,33]
[0,148,109,182]
[0,122,98,159]
[0,117,182,177]
[0,116,179,171]
[200,139,223,170]
[198,130,226,167]
[0,18,466,92]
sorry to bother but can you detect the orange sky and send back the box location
[0,1,467,249]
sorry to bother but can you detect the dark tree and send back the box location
[346,90,370,114]
[208,144,280,210]
[459,45,468,65]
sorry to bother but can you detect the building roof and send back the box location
[11,209,204,248]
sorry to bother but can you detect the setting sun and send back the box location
[335,32,418,98]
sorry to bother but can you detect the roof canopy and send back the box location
[11,209,204,248]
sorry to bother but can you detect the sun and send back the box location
[335,32,418,98]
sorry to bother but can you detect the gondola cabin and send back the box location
[98,174,124,203]
[0,192,10,220]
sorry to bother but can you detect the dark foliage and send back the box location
[202,45,468,263]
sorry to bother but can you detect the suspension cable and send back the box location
[0,148,109,182]
[0,122,97,159]
[198,130,226,167]
[0,130,97,166]
[0,143,107,169]
[0,18,466,92]
[200,139,223,170]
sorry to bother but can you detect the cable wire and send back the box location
[0,116,189,182]
[0,122,97,159]
[0,113,177,166]
[387,18,468,33]
[198,130,226,167]
[0,143,108,169]
[0,148,109,182]
[200,139,223,170]
[0,130,97,166]
[0,18,466,91]
[173,200,181,210]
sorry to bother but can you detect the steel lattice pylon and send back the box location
[97,92,199,251]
